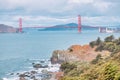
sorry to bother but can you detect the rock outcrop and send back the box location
[51,49,80,64]
[51,45,110,64]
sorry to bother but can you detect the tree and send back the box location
[104,35,114,42]
[114,38,120,45]
[104,42,116,52]
[89,37,102,48]
[89,41,96,48]
[96,37,102,45]
[95,43,104,51]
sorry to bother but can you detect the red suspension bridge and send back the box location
[18,15,120,33]
[18,15,82,33]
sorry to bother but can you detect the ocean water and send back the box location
[0,29,120,79]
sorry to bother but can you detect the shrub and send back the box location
[115,72,120,80]
[91,54,102,64]
[60,62,77,74]
[89,37,102,48]
[61,76,81,80]
[89,41,96,48]
[95,43,104,51]
[104,42,116,52]
[98,61,118,80]
[96,37,102,45]
[104,35,114,42]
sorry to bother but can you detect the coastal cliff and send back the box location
[54,35,120,80]
[0,24,17,33]
[51,44,110,64]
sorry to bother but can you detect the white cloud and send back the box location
[68,0,93,4]
[0,15,77,27]
[82,16,120,26]
[0,0,119,17]
[0,0,67,13]
[0,0,120,27]
[93,1,112,12]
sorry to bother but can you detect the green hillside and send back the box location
[60,35,120,80]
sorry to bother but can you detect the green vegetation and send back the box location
[91,54,102,64]
[104,35,114,42]
[60,62,77,74]
[60,35,120,80]
[61,53,120,80]
[90,35,120,54]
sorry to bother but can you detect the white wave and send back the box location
[3,77,18,80]
[3,59,61,80]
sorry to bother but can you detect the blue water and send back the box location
[0,30,120,78]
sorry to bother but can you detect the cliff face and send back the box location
[51,49,80,64]
[51,45,110,64]
[0,24,17,33]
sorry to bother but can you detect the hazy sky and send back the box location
[0,0,120,27]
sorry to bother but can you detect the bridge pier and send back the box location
[19,18,22,33]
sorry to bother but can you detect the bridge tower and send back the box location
[19,18,22,33]
[78,15,81,32]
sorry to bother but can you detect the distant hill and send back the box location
[0,24,17,33]
[39,23,98,31]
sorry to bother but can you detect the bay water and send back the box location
[0,29,120,78]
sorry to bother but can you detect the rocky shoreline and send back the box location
[2,59,61,80]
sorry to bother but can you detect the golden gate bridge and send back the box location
[18,15,115,33]
[19,15,117,33]
[18,15,82,33]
